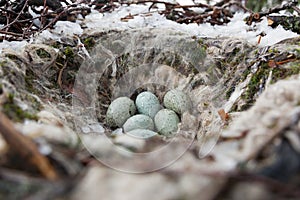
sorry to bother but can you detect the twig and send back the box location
[124,0,212,9]
[37,8,68,33]
[221,0,252,13]
[0,1,90,40]
[247,0,299,24]
[292,5,300,14]
[2,0,29,31]
[0,30,29,37]
[57,61,68,90]
[0,112,59,180]
[38,5,91,33]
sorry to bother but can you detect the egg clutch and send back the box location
[106,89,192,138]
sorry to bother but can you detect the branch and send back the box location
[247,0,299,24]
[0,112,59,180]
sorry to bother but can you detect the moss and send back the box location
[271,63,300,83]
[197,38,207,50]
[0,60,6,67]
[294,48,300,57]
[83,37,96,50]
[50,42,60,49]
[240,60,300,111]
[197,38,204,45]
[24,68,40,94]
[36,48,51,59]
[64,46,74,59]
[7,93,14,102]
[240,63,269,110]
[2,94,38,122]
[268,48,279,54]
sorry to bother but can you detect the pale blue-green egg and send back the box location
[123,114,155,132]
[135,91,161,118]
[106,97,136,128]
[126,129,158,139]
[154,109,180,136]
[163,89,191,115]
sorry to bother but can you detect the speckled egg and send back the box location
[163,89,191,115]
[126,129,158,139]
[154,109,180,136]
[123,114,155,132]
[106,97,136,128]
[135,91,161,118]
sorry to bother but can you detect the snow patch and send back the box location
[0,40,28,54]
[53,21,83,36]
[0,3,298,52]
[82,4,298,47]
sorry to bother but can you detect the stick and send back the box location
[0,112,59,180]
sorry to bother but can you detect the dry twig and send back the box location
[246,0,299,24]
[0,112,59,180]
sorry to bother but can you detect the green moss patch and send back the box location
[240,61,300,111]
[64,46,75,59]
[2,94,38,122]
[83,37,96,50]
[36,48,51,58]
[271,63,300,83]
